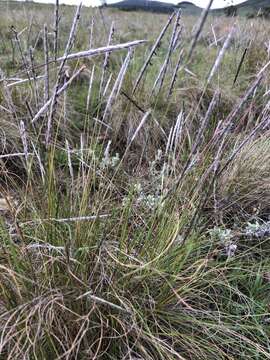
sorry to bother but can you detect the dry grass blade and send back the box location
[76,292,131,313]
[153,9,181,95]
[99,22,115,99]
[167,48,184,97]
[43,24,50,103]
[132,11,176,94]
[206,24,235,85]
[56,40,146,63]
[46,2,82,145]
[187,0,214,61]
[53,0,60,61]
[31,65,86,124]
[102,48,133,121]
[86,65,95,112]
[6,75,45,88]
[21,214,109,226]
[124,110,151,155]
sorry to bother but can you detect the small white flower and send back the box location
[209,227,232,243]
[133,183,142,194]
[100,152,119,169]
[226,243,237,258]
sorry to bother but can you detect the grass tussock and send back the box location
[0,1,270,359]
[219,134,270,219]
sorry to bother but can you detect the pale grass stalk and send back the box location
[0,104,12,114]
[102,73,112,97]
[6,75,45,88]
[264,88,270,97]
[0,68,17,117]
[167,110,184,155]
[102,49,133,121]
[26,14,34,49]
[21,214,109,225]
[56,40,145,63]
[76,292,130,313]
[152,115,167,138]
[152,9,181,95]
[93,117,112,129]
[65,139,74,186]
[104,140,112,161]
[11,27,31,83]
[189,90,220,158]
[172,110,184,157]
[29,47,39,108]
[26,243,66,252]
[99,22,114,99]
[167,48,184,97]
[64,3,82,56]
[46,3,82,146]
[43,24,50,103]
[209,36,225,47]
[125,110,151,155]
[206,24,235,85]
[211,24,218,47]
[33,29,43,52]
[215,74,265,143]
[0,153,33,160]
[116,52,133,98]
[89,16,94,49]
[31,141,45,183]
[165,127,174,155]
[132,11,176,94]
[19,120,28,163]
[63,78,67,125]
[32,66,86,124]
[54,0,60,61]
[86,65,95,112]
[187,0,214,61]
[165,92,219,199]
[79,133,85,184]
[172,25,183,50]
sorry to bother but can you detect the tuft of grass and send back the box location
[218,134,270,220]
[0,1,270,359]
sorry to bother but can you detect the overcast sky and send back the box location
[18,0,248,9]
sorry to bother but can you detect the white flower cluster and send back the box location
[137,193,162,210]
[149,149,163,176]
[100,153,120,170]
[122,149,171,210]
[245,221,270,239]
[100,140,120,170]
[209,227,237,258]
[210,227,233,243]
[122,182,162,210]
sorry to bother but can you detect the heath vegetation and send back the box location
[0,1,270,359]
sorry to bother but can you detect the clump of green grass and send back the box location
[1,2,270,359]
[218,134,270,220]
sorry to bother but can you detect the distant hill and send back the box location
[109,0,270,16]
[109,0,201,14]
[238,0,270,9]
[233,0,270,16]
[109,0,175,13]
[177,1,201,14]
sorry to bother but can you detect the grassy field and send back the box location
[0,1,270,359]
